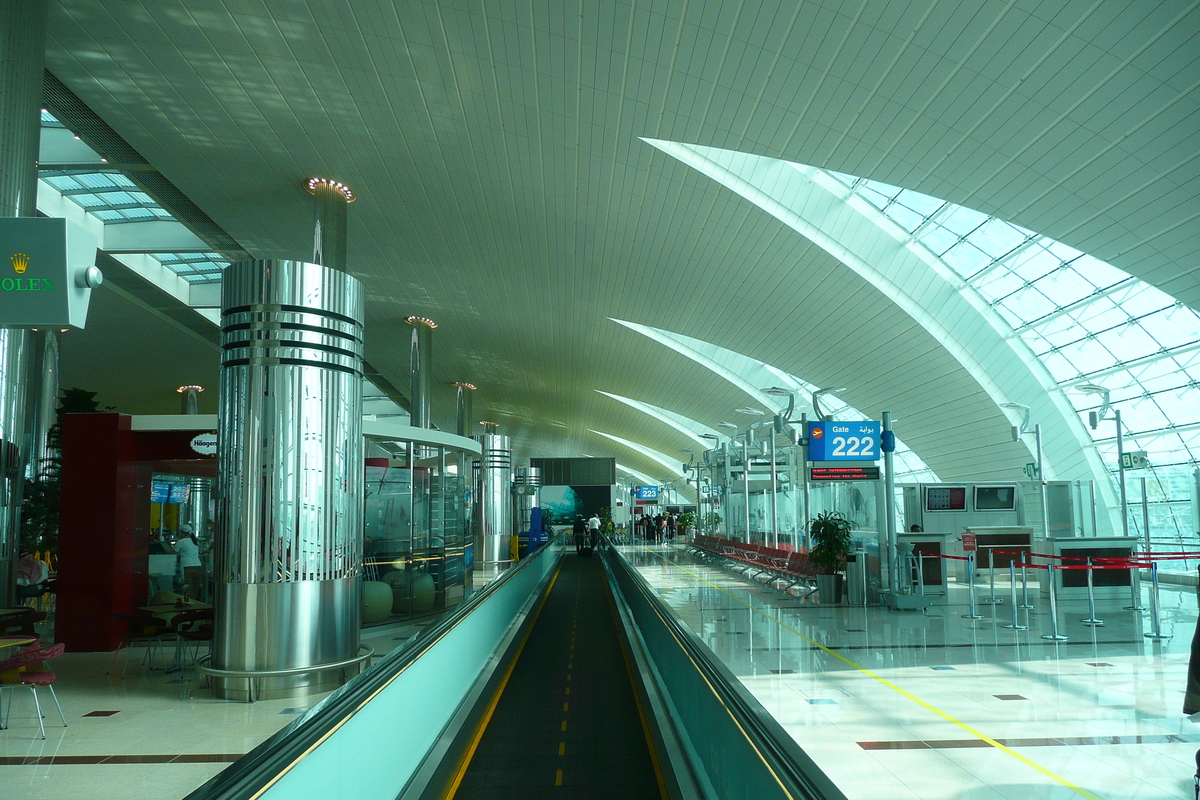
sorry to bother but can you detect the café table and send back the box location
[138,603,213,672]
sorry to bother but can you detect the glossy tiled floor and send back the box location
[621,542,1200,800]
[0,619,434,800]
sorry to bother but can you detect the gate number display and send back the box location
[807,421,882,461]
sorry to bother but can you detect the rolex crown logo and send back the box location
[10,253,28,274]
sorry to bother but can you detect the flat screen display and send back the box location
[150,481,170,503]
[168,483,191,505]
[974,485,1016,511]
[925,486,966,511]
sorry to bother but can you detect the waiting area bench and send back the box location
[688,535,818,596]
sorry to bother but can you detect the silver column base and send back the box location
[211,577,361,701]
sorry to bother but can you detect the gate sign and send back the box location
[633,485,659,505]
[807,421,882,461]
[962,532,977,552]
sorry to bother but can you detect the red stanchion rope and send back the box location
[916,551,970,561]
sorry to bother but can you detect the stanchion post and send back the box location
[917,551,925,596]
[981,547,1002,604]
[1081,557,1103,626]
[1003,561,1027,630]
[1124,553,1146,611]
[1144,561,1172,640]
[962,552,983,620]
[1041,563,1068,641]
[1019,550,1033,609]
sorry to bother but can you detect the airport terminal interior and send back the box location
[0,1,1198,799]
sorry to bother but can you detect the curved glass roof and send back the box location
[820,169,1198,540]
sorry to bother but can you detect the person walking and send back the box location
[173,525,205,599]
[572,515,588,555]
[587,512,601,551]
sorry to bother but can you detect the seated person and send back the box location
[15,552,49,600]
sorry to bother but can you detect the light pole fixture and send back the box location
[811,387,847,422]
[1000,402,1031,442]
[1076,383,1130,541]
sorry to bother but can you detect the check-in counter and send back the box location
[1035,536,1140,600]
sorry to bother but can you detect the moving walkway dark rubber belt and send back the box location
[449,552,665,799]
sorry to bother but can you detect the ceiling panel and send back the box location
[42,0,1200,482]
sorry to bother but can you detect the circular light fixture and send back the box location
[406,315,438,328]
[735,407,765,415]
[305,177,356,203]
[176,385,204,393]
[452,381,477,390]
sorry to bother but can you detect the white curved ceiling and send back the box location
[45,1,1200,496]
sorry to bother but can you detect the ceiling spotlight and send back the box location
[305,177,356,202]
[406,315,437,328]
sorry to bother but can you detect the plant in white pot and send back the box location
[809,511,853,603]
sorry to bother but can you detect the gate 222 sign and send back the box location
[807,421,882,461]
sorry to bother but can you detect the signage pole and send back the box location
[1036,424,1050,541]
[883,411,898,595]
[769,433,779,549]
[1141,476,1151,553]
[800,414,810,549]
[742,435,751,542]
[1116,409,1129,541]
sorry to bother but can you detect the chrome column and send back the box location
[454,382,475,438]
[407,317,435,430]
[0,0,48,603]
[512,466,542,544]
[213,259,365,699]
[178,384,202,414]
[474,434,512,566]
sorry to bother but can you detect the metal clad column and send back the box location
[0,0,47,602]
[213,259,365,699]
[407,317,435,429]
[513,466,541,543]
[475,433,512,566]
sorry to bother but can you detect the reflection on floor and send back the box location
[0,619,434,800]
[622,542,1199,800]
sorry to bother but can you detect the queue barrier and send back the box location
[916,549,1174,642]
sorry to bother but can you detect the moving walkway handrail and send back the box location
[601,540,848,800]
[185,536,563,800]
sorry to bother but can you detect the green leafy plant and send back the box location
[598,506,615,532]
[809,511,853,575]
[677,510,696,533]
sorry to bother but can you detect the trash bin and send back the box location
[845,550,868,606]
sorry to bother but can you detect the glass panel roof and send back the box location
[823,170,1200,483]
[39,111,228,284]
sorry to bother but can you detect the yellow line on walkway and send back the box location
[645,547,1102,800]
[555,769,563,786]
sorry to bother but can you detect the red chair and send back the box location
[0,642,67,739]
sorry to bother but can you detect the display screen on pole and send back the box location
[807,421,882,461]
[925,486,967,511]
[809,466,881,481]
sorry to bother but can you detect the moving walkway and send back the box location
[185,537,846,800]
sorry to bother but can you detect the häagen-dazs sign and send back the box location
[0,217,101,329]
[190,432,218,456]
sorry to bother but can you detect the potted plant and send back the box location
[809,511,853,603]
[677,511,697,539]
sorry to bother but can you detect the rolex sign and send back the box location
[0,218,101,329]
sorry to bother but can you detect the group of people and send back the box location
[572,513,602,555]
[637,511,677,544]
